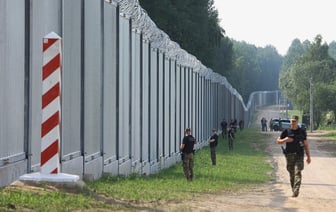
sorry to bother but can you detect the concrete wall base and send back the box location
[141,161,150,176]
[119,159,131,176]
[131,160,141,174]
[164,156,176,169]
[0,160,27,188]
[83,157,103,181]
[103,159,119,176]
[62,156,84,178]
[150,161,160,174]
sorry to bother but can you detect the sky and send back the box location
[213,0,335,55]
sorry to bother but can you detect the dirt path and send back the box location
[165,105,336,211]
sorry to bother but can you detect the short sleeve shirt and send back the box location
[280,128,307,153]
[210,134,218,148]
[182,135,195,153]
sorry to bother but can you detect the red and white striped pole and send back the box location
[41,32,62,174]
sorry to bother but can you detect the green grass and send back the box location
[0,128,273,211]
[0,188,116,211]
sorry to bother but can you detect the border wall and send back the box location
[0,0,280,187]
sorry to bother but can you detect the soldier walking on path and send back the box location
[277,115,311,197]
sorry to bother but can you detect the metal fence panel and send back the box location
[192,71,196,136]
[141,41,150,162]
[103,2,118,166]
[201,76,206,140]
[170,60,177,153]
[83,0,103,162]
[224,87,229,122]
[196,75,201,140]
[163,56,170,157]
[131,30,141,164]
[180,66,186,132]
[205,80,209,137]
[186,68,191,128]
[0,0,25,161]
[195,73,200,141]
[149,48,158,162]
[119,16,131,161]
[158,52,164,158]
[175,64,182,150]
[62,0,83,162]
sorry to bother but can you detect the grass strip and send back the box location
[0,128,272,211]
[88,128,272,202]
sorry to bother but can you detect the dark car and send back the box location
[271,118,280,131]
[271,118,291,131]
[279,119,290,131]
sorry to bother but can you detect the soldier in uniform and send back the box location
[220,119,228,138]
[228,126,235,150]
[180,128,196,181]
[208,129,219,165]
[277,115,311,197]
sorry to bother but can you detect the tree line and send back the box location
[139,0,282,103]
[139,0,336,127]
[280,36,336,128]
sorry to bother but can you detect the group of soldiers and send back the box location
[180,118,242,181]
[181,114,312,199]
[220,119,244,136]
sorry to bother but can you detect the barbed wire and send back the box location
[109,0,244,104]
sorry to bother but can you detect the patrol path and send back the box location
[166,105,336,211]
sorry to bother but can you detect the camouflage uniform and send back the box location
[286,153,304,193]
[183,153,194,181]
[281,127,306,195]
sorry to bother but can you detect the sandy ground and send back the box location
[164,105,336,212]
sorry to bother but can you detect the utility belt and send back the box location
[286,152,297,155]
[281,146,303,156]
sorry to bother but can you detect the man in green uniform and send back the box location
[277,115,311,197]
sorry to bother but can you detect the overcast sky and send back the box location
[213,0,335,55]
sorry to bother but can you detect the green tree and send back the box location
[279,35,336,127]
[279,38,307,103]
[139,0,225,68]
[281,38,305,71]
[230,41,260,101]
[225,41,282,102]
[256,45,283,91]
[213,36,233,76]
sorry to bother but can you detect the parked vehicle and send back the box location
[272,117,307,132]
[271,118,280,131]
[271,118,293,131]
[279,119,290,131]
